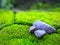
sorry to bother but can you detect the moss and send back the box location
[0,9,14,29]
[15,11,60,27]
[0,10,60,45]
[0,24,60,45]
[57,29,60,34]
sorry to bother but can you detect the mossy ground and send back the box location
[0,9,14,29]
[0,9,60,45]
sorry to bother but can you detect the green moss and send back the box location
[0,24,60,45]
[15,11,60,27]
[0,9,14,29]
[0,10,60,45]
[57,29,60,34]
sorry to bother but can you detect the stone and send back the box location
[34,30,46,38]
[29,26,37,33]
[33,20,56,34]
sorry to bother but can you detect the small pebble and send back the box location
[29,26,37,33]
[34,30,46,38]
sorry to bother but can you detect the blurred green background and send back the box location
[0,0,60,10]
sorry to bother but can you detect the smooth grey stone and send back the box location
[29,26,37,33]
[33,20,56,34]
[34,30,46,38]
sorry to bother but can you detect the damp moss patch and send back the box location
[15,11,60,27]
[0,9,14,29]
[0,24,60,45]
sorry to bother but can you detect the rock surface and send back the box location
[34,30,46,38]
[33,20,56,34]
[29,26,37,33]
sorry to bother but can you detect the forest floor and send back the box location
[0,9,60,45]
